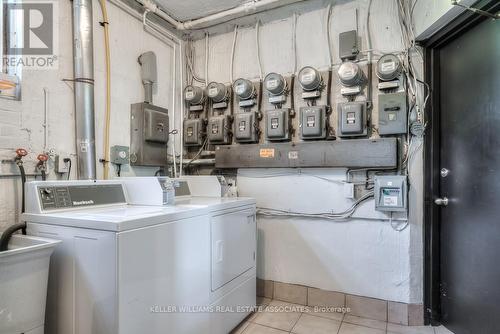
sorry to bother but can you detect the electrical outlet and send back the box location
[55,155,71,173]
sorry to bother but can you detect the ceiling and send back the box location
[156,0,249,21]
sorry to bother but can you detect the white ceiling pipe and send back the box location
[138,0,308,30]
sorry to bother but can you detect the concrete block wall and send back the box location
[0,0,181,230]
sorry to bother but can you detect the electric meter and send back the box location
[376,54,402,81]
[298,66,323,91]
[184,85,205,105]
[338,62,364,87]
[206,82,228,103]
[264,73,287,95]
[233,78,255,100]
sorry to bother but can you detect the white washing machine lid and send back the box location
[23,197,255,232]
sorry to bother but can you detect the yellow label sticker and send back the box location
[259,148,275,158]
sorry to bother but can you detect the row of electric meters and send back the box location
[183,54,407,146]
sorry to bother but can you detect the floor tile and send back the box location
[274,281,308,305]
[387,323,434,334]
[434,325,455,334]
[257,279,275,299]
[339,322,386,334]
[346,294,388,322]
[242,323,289,334]
[308,287,345,307]
[253,301,302,331]
[291,313,341,334]
[257,297,272,307]
[343,314,387,330]
[303,305,345,321]
[230,321,250,334]
[388,301,408,325]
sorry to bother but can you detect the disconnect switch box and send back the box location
[374,175,407,212]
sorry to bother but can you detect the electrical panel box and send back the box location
[337,102,367,137]
[299,106,327,140]
[208,115,232,144]
[339,30,359,61]
[374,175,407,212]
[234,112,259,143]
[265,108,291,141]
[130,102,169,166]
[184,118,205,146]
[110,145,130,165]
[378,92,407,135]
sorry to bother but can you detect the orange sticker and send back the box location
[259,148,275,158]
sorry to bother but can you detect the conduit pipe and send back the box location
[73,0,97,179]
[137,0,308,30]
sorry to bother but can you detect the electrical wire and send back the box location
[325,3,333,67]
[98,0,112,180]
[183,137,208,170]
[255,20,263,80]
[230,25,239,83]
[257,191,374,221]
[291,12,298,73]
[205,32,209,86]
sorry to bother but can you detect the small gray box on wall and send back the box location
[184,118,204,146]
[374,175,407,212]
[208,115,232,144]
[338,102,367,137]
[130,102,169,166]
[378,92,407,135]
[234,112,258,143]
[300,106,327,139]
[265,108,291,141]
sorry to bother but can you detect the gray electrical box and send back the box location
[130,102,169,166]
[300,106,327,139]
[208,115,232,144]
[234,112,259,143]
[110,145,130,165]
[339,30,359,61]
[378,92,407,135]
[265,108,291,141]
[338,102,367,137]
[184,118,205,146]
[374,175,407,212]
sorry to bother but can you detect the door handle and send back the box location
[435,197,449,206]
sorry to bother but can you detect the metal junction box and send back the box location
[234,112,259,143]
[374,175,407,212]
[378,92,407,135]
[130,102,169,166]
[184,118,205,146]
[265,108,291,141]
[208,115,232,144]
[300,106,327,140]
[337,102,367,137]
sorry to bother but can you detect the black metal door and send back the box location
[438,18,500,334]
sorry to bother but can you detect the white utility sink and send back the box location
[0,234,60,334]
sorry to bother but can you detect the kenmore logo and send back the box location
[73,200,94,206]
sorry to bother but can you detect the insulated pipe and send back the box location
[73,0,97,179]
[137,0,308,30]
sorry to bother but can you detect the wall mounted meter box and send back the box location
[265,108,292,141]
[378,92,407,135]
[130,102,169,166]
[298,66,324,99]
[264,72,289,105]
[339,30,359,61]
[207,82,231,109]
[374,175,407,212]
[208,115,232,144]
[183,118,205,146]
[338,61,365,96]
[376,54,403,90]
[299,106,327,140]
[184,85,205,111]
[234,112,260,143]
[337,102,367,137]
[233,78,257,108]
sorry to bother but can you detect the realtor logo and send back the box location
[2,1,58,69]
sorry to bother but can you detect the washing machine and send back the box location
[22,178,256,334]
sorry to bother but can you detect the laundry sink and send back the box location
[0,234,60,334]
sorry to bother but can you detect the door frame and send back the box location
[419,0,500,326]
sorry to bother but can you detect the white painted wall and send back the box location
[189,0,431,303]
[0,0,181,230]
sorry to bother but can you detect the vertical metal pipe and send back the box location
[73,0,97,179]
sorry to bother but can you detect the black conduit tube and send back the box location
[0,223,27,251]
[18,164,27,213]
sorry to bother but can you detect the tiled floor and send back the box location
[231,299,454,334]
